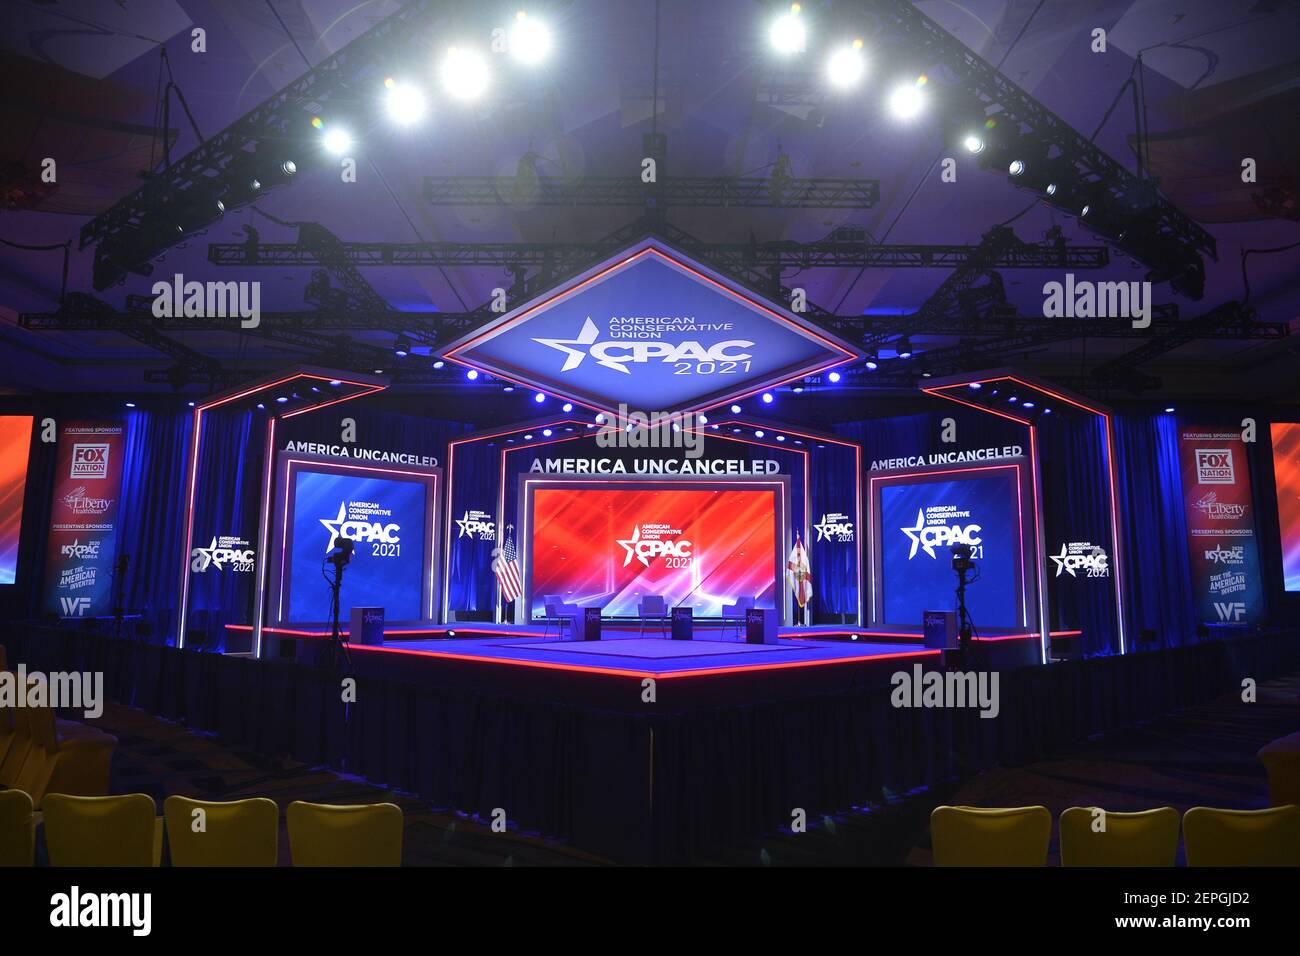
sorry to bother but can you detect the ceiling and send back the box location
[1,0,1298,413]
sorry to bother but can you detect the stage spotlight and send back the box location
[125,402,136,409]
[466,368,479,380]
[509,11,552,65]
[826,40,865,89]
[896,339,912,359]
[442,47,490,101]
[384,79,427,125]
[1022,401,1035,408]
[393,334,411,357]
[962,133,986,155]
[793,385,804,393]
[1008,159,1026,177]
[432,360,445,369]
[887,81,925,120]
[595,413,605,423]
[542,428,552,437]
[562,402,573,412]
[730,404,742,413]
[761,392,774,404]
[373,367,384,374]
[698,414,708,424]
[776,435,786,442]
[322,127,353,155]
[1164,406,1175,413]
[503,386,514,392]
[969,382,981,389]
[329,379,341,386]
[755,430,765,438]
[865,359,878,370]
[827,371,841,382]
[769,4,806,55]
[533,391,546,403]
[187,401,196,407]
[256,403,266,410]
[276,396,288,404]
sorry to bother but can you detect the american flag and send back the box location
[492,527,523,603]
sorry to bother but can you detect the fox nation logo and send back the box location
[900,508,982,559]
[616,524,693,567]
[533,317,753,375]
[319,503,400,550]
[1195,448,1235,484]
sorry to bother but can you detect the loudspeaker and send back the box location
[349,607,385,645]
[582,606,602,641]
[671,606,693,641]
[923,610,958,649]
[745,607,779,644]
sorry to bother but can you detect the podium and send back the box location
[349,607,385,645]
[744,607,779,644]
[923,610,958,649]
[581,606,602,641]
[671,606,693,641]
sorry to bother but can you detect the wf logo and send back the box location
[60,596,92,617]
[1213,602,1246,622]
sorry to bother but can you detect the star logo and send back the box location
[191,536,218,572]
[456,510,474,538]
[1050,543,1070,577]
[320,503,347,552]
[533,317,629,374]
[617,525,647,567]
[900,508,930,559]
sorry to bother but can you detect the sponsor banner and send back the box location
[43,422,126,618]
[1178,428,1264,624]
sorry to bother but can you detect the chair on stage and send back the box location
[638,595,669,637]
[721,596,755,639]
[543,601,578,641]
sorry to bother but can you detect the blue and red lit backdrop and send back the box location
[1273,422,1300,592]
[274,457,439,624]
[0,416,33,585]
[525,482,782,618]
[874,467,1025,629]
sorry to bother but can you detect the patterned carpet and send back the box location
[70,671,1300,866]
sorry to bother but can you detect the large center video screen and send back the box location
[277,462,435,623]
[1272,422,1300,592]
[877,467,1024,629]
[0,416,34,585]
[526,480,783,618]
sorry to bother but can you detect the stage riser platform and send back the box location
[10,626,1299,864]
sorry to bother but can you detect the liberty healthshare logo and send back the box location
[1195,492,1247,521]
[1195,448,1236,484]
[901,506,982,559]
[60,487,114,515]
[533,315,754,374]
[617,524,693,567]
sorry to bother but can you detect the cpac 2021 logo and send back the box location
[320,503,401,549]
[616,524,693,567]
[900,508,982,559]
[1050,542,1109,578]
[534,317,754,375]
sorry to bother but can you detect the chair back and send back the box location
[164,796,280,867]
[931,805,1051,866]
[287,801,403,866]
[0,788,34,866]
[1059,807,1180,866]
[44,793,160,867]
[1183,806,1300,866]
[641,595,666,615]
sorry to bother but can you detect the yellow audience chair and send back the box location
[164,795,280,867]
[43,793,163,867]
[287,801,403,867]
[0,788,35,866]
[1059,807,1180,866]
[931,805,1052,866]
[1183,806,1300,866]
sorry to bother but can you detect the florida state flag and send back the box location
[786,532,813,609]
